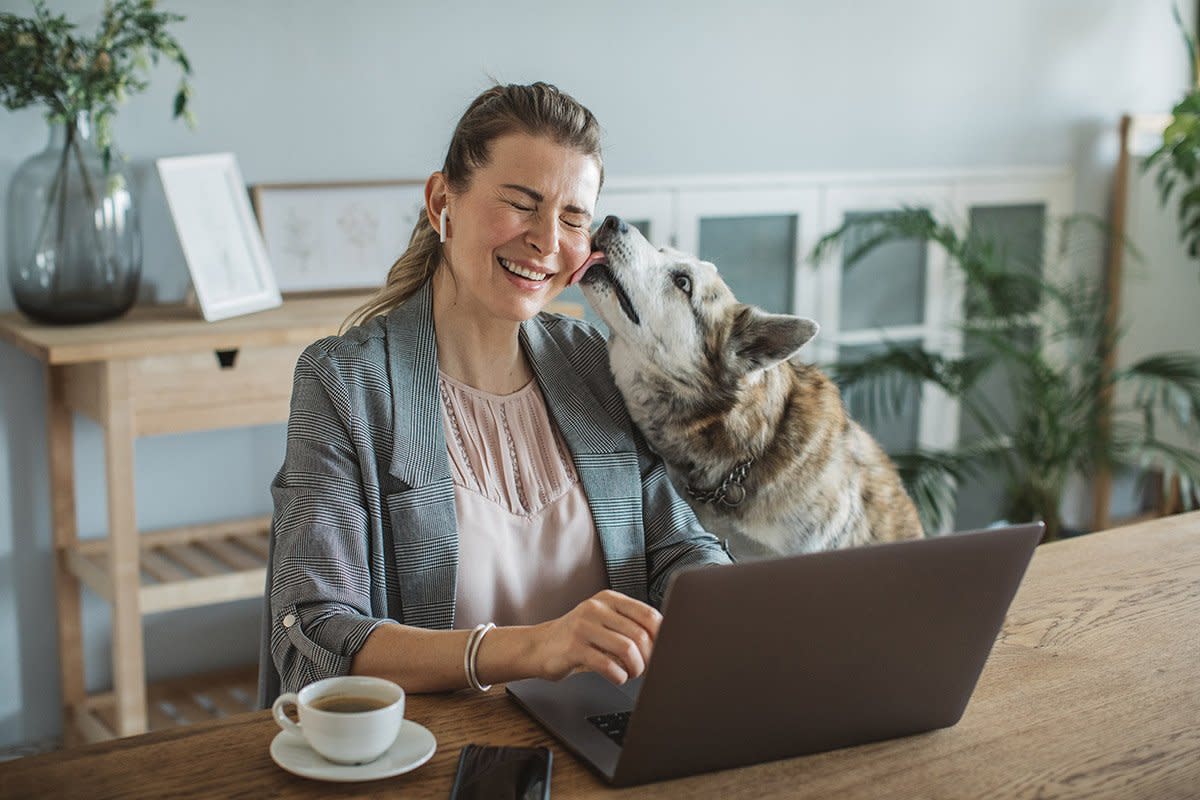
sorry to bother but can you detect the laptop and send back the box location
[506,522,1043,786]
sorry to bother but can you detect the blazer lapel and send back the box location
[384,281,458,630]
[521,317,649,602]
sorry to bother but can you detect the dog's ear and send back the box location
[728,305,819,372]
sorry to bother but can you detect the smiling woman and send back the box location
[259,82,732,708]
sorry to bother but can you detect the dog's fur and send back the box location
[579,217,923,557]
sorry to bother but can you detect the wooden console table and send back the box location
[0,295,584,745]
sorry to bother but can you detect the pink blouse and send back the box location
[438,371,608,629]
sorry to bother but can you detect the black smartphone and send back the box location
[448,744,552,800]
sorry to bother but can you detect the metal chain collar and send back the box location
[687,459,755,509]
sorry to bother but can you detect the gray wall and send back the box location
[0,0,1191,748]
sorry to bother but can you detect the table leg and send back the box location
[46,365,85,747]
[103,361,147,736]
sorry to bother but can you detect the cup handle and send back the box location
[272,692,303,737]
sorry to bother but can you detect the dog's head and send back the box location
[576,215,819,390]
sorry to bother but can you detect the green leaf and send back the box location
[1174,2,1200,87]
[1119,352,1200,430]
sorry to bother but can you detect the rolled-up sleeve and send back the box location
[268,345,395,693]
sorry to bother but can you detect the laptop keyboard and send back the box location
[587,710,631,746]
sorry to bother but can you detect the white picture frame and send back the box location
[156,153,282,321]
[248,179,427,294]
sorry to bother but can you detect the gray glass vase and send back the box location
[6,112,142,324]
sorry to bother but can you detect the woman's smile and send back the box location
[497,255,553,285]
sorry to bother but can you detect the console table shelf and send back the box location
[78,665,260,743]
[70,516,271,615]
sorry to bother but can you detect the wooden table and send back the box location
[3,513,1197,799]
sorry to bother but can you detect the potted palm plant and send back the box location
[812,209,1200,540]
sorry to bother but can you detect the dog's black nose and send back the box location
[599,215,628,235]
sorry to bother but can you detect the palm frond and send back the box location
[891,451,962,533]
[1175,2,1200,88]
[1117,352,1200,431]
[829,345,992,428]
[1124,437,1200,512]
[811,207,946,268]
[891,435,1013,532]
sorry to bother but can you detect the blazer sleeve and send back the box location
[637,432,734,607]
[267,342,396,693]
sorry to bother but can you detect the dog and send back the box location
[573,215,923,558]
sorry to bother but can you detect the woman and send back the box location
[258,82,731,705]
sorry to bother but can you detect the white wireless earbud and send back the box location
[439,206,448,243]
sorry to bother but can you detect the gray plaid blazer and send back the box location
[257,280,731,706]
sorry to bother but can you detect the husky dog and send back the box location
[574,215,923,558]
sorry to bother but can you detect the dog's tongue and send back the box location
[569,251,607,286]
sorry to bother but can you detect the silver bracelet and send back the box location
[465,622,496,692]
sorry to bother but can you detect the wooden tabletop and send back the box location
[3,512,1198,799]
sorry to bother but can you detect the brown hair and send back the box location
[343,82,604,331]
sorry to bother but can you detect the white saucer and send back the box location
[270,720,437,783]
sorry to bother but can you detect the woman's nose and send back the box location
[526,214,560,255]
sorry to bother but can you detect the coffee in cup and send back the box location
[272,675,405,765]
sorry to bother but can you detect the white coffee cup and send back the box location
[272,675,405,765]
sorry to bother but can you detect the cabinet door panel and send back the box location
[698,214,797,314]
[677,188,820,319]
[954,202,1047,531]
[838,210,927,330]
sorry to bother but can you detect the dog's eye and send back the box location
[673,273,693,296]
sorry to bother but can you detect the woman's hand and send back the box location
[529,589,663,684]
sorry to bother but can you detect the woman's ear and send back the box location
[425,172,449,241]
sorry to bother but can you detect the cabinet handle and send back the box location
[214,349,239,369]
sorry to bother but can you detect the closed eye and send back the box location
[672,272,693,296]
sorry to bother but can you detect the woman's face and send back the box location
[433,131,601,323]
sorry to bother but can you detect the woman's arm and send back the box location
[268,341,393,694]
[351,589,662,691]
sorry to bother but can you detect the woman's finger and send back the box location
[580,619,647,678]
[592,608,654,667]
[579,642,629,685]
[599,589,663,638]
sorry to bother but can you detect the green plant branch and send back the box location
[69,130,113,264]
[51,122,74,299]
